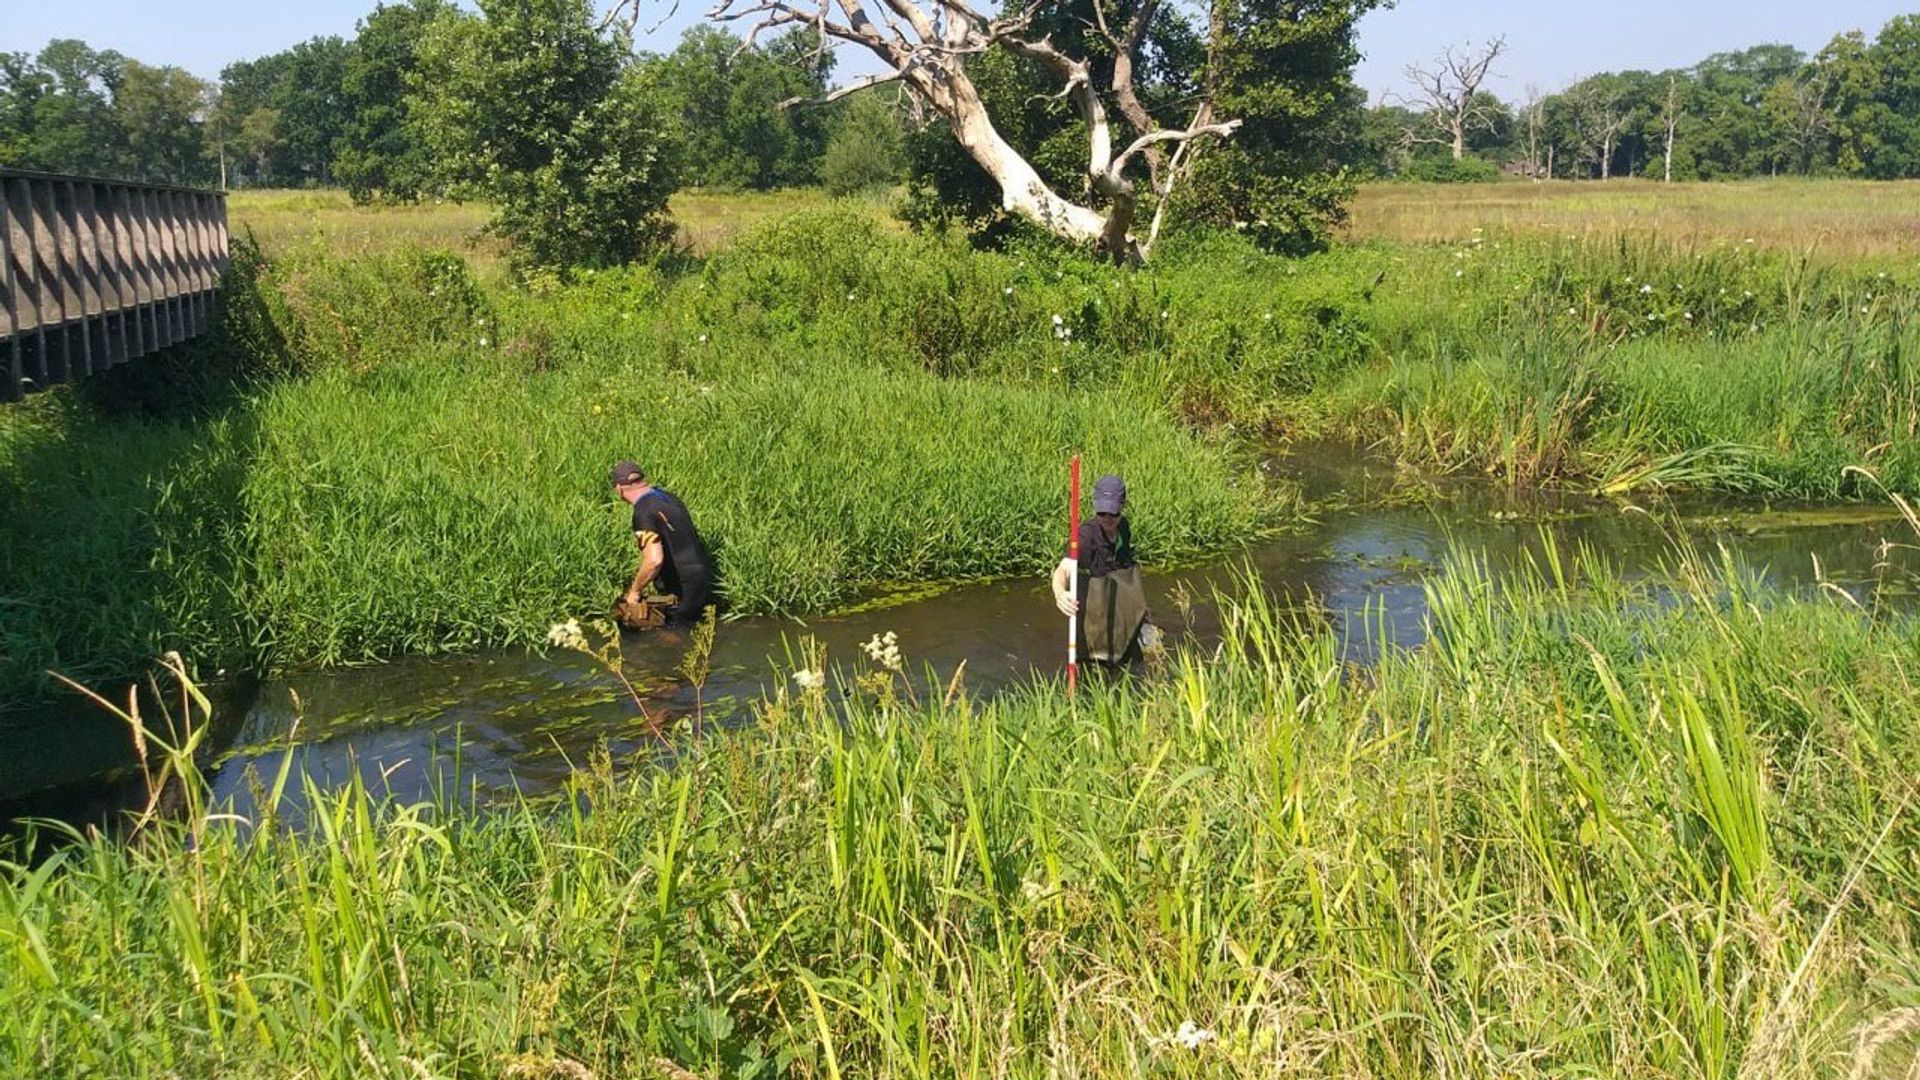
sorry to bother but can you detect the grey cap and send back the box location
[1092,474,1126,514]
[609,460,646,486]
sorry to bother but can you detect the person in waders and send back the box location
[1050,473,1155,667]
[611,461,714,629]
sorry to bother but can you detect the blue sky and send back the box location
[4,0,1916,102]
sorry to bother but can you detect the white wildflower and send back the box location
[1156,1020,1216,1051]
[1052,314,1064,325]
[546,619,587,651]
[1160,310,1170,319]
[698,333,709,343]
[1262,312,1272,321]
[1003,286,1014,295]
[1455,270,1464,278]
[1566,307,1577,316]
[478,336,489,346]
[792,669,825,691]
[846,291,855,301]
[1684,311,1693,320]
[862,630,903,672]
[1639,284,1653,295]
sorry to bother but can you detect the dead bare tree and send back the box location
[1567,80,1627,179]
[1768,67,1833,174]
[1661,74,1681,182]
[1521,83,1544,179]
[1395,36,1507,161]
[606,0,1240,262]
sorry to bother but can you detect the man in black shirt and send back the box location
[611,460,714,626]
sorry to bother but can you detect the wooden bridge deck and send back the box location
[1,168,229,403]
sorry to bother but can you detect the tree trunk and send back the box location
[1547,144,1555,180]
[935,69,1110,248]
[1451,121,1465,160]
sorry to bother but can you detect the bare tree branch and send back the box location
[1393,36,1506,160]
[778,69,905,109]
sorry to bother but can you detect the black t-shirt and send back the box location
[632,486,714,603]
[1073,515,1134,579]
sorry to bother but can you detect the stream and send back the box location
[8,446,1920,826]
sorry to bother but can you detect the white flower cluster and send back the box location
[792,668,826,691]
[1157,1020,1216,1051]
[862,630,903,671]
[546,618,587,652]
[1051,314,1073,342]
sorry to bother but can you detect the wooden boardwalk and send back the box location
[1,168,229,403]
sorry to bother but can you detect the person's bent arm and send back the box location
[627,533,664,603]
[1050,558,1078,616]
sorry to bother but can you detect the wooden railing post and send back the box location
[1,176,19,402]
[0,169,228,397]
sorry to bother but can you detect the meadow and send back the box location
[7,545,1920,1077]
[1346,177,1920,260]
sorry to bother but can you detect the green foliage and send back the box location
[333,0,458,202]
[8,545,1920,1075]
[653,27,832,191]
[0,45,217,183]
[111,61,214,184]
[411,0,681,271]
[1400,154,1501,183]
[819,91,906,196]
[1172,0,1380,253]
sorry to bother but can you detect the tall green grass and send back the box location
[7,543,1919,1077]
[240,355,1274,666]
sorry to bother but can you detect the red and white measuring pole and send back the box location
[1066,454,1081,696]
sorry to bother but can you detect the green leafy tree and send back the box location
[1687,44,1804,177]
[333,0,458,202]
[1865,15,1920,177]
[413,0,682,271]
[115,61,215,184]
[212,52,296,185]
[1176,0,1384,252]
[1817,30,1884,176]
[0,53,51,165]
[820,89,906,195]
[20,40,129,175]
[275,37,353,184]
[654,26,833,190]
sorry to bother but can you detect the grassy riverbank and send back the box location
[7,547,1920,1077]
[7,190,1920,703]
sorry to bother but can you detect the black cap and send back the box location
[609,461,646,486]
[1093,474,1126,514]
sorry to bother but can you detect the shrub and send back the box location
[1399,155,1502,183]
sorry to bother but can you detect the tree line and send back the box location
[1366,15,1920,182]
[0,0,905,199]
[5,0,1916,271]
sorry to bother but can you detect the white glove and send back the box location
[1051,558,1079,616]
